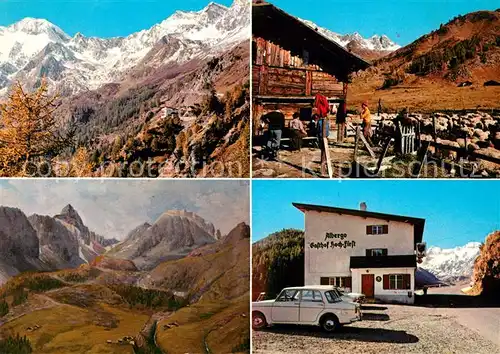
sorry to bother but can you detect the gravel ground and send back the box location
[252,304,500,354]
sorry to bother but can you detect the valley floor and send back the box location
[253,294,500,354]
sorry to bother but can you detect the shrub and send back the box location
[0,300,8,317]
[0,334,32,354]
[381,77,401,89]
[12,290,28,306]
[109,284,183,310]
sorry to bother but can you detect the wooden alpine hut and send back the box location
[252,0,370,135]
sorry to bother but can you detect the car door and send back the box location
[271,289,300,323]
[299,290,325,323]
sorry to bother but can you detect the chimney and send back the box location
[360,202,367,211]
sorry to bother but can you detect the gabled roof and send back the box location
[350,255,417,269]
[252,1,370,81]
[293,203,425,245]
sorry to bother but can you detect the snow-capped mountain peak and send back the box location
[9,17,69,41]
[0,0,249,96]
[299,18,400,52]
[419,242,481,281]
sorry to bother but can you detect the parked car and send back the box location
[252,285,362,332]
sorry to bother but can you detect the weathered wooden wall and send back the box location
[253,37,344,98]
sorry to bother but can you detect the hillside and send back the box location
[0,222,251,353]
[252,229,305,301]
[472,231,500,298]
[350,10,500,111]
[135,223,250,353]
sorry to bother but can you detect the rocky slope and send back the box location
[0,204,118,284]
[109,210,219,269]
[0,207,45,284]
[28,214,85,269]
[0,0,250,96]
[350,10,500,110]
[142,222,250,353]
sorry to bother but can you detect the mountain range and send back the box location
[0,0,250,96]
[0,204,226,283]
[419,242,482,282]
[299,18,400,60]
[0,0,251,178]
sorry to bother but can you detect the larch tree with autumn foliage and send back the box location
[0,80,73,176]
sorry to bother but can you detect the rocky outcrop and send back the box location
[472,231,500,298]
[0,207,46,283]
[90,256,138,272]
[28,214,85,269]
[110,210,218,269]
[53,204,118,261]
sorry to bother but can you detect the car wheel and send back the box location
[321,314,339,333]
[252,312,267,330]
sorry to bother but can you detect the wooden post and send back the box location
[375,137,393,175]
[320,118,333,178]
[358,129,376,158]
[353,126,361,162]
[412,141,431,178]
[397,122,403,155]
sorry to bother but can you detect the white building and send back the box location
[294,202,425,304]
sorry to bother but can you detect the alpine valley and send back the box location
[0,0,251,177]
[0,204,250,353]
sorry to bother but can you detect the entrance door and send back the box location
[362,274,375,298]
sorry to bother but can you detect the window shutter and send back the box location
[344,277,352,288]
[404,274,411,289]
[383,275,389,290]
[383,225,389,234]
[320,277,329,285]
[382,249,388,256]
[366,225,372,235]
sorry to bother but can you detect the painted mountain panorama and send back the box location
[0,179,251,353]
[0,0,250,177]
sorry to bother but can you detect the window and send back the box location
[366,248,388,257]
[300,290,323,302]
[383,274,411,290]
[276,289,299,302]
[320,277,352,291]
[366,225,389,235]
[324,290,342,303]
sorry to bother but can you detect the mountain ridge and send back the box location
[0,0,250,96]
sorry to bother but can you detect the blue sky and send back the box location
[0,0,233,37]
[269,0,499,45]
[252,180,500,248]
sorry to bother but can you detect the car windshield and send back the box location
[324,290,342,303]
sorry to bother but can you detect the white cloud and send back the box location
[0,179,249,240]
